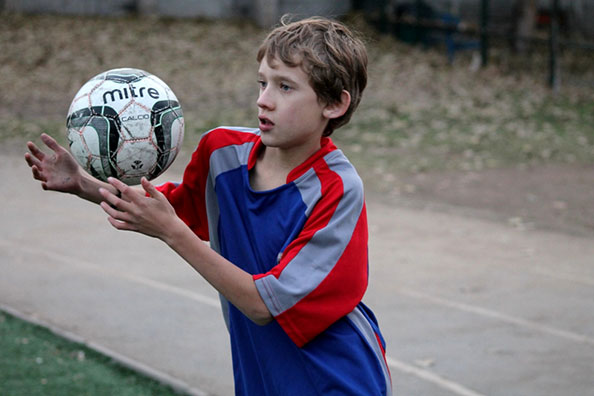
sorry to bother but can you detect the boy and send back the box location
[25,16,392,395]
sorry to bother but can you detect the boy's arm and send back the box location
[25,133,119,204]
[99,177,273,325]
[166,222,273,325]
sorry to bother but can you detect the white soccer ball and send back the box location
[67,68,184,185]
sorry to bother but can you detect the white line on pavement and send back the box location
[386,356,487,396]
[399,288,594,347]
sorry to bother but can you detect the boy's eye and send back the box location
[280,83,291,92]
[257,80,267,89]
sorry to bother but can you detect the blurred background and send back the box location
[1,0,592,235]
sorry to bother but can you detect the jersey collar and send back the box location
[247,136,337,183]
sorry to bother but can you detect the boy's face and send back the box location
[257,56,329,151]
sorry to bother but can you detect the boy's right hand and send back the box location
[25,133,83,195]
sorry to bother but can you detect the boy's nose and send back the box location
[257,89,274,110]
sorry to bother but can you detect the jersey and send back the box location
[157,126,392,395]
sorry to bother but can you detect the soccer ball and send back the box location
[67,68,184,185]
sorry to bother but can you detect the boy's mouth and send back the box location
[259,116,274,131]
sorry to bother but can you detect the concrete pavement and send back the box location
[2,153,594,395]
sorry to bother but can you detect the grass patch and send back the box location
[0,310,185,396]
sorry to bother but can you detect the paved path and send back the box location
[2,153,593,395]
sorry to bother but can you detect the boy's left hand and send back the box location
[99,177,180,241]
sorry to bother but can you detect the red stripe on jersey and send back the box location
[253,159,343,281]
[266,159,369,347]
[375,331,392,384]
[277,206,368,346]
[285,137,336,183]
[158,127,259,240]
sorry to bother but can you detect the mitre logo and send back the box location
[102,84,160,104]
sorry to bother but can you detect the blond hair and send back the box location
[257,16,368,136]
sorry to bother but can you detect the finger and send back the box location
[99,200,132,222]
[41,133,66,154]
[24,152,42,169]
[31,165,47,182]
[141,177,160,199]
[141,177,170,207]
[107,177,127,193]
[99,187,132,212]
[100,199,119,216]
[26,141,46,161]
[107,177,139,203]
[106,214,137,232]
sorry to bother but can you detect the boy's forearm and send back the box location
[165,221,273,325]
[76,171,119,204]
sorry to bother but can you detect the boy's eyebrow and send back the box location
[257,71,300,86]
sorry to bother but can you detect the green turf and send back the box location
[0,310,186,396]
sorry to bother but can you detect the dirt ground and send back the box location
[9,130,593,239]
[380,164,594,238]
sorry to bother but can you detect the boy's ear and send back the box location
[323,90,351,120]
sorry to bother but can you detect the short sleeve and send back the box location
[157,143,210,240]
[157,127,261,242]
[253,160,369,347]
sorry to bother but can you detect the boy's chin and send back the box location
[260,134,293,150]
[260,135,280,148]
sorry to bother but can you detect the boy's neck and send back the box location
[265,137,321,169]
[250,138,321,191]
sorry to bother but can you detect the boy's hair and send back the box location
[257,16,368,137]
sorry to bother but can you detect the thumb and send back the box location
[141,177,161,199]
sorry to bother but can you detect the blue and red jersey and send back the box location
[158,126,392,395]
